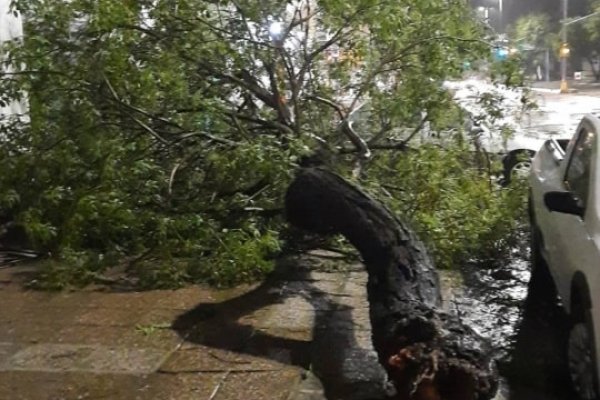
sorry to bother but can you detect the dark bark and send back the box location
[285,167,498,400]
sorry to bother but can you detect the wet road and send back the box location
[502,90,600,399]
[442,88,600,399]
[526,90,600,135]
[500,260,575,400]
[449,243,576,400]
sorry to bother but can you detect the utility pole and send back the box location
[557,6,600,93]
[560,0,569,93]
[498,0,503,32]
[546,48,551,82]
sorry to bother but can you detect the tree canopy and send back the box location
[509,1,600,81]
[0,0,525,288]
[580,0,600,80]
[511,13,554,50]
[508,13,558,77]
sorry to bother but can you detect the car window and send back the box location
[565,128,595,210]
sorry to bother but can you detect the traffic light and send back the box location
[494,47,509,61]
[559,43,570,58]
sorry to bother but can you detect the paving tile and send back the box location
[136,307,187,327]
[0,260,382,400]
[288,370,327,400]
[160,344,285,373]
[212,369,302,400]
[66,285,260,311]
[313,310,370,331]
[0,343,169,374]
[54,325,183,351]
[339,280,367,296]
[0,342,23,365]
[145,372,224,400]
[0,294,72,319]
[150,286,241,310]
[306,250,349,259]
[182,321,255,351]
[296,271,343,283]
[0,304,79,326]
[284,279,346,297]
[44,292,100,309]
[238,303,315,331]
[244,328,312,369]
[346,270,369,282]
[41,291,165,310]
[0,370,154,400]
[0,362,225,400]
[73,307,146,327]
[311,340,387,400]
[0,320,66,344]
[309,279,347,295]
[276,294,320,311]
[257,327,314,342]
[330,294,370,310]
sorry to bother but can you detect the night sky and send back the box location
[506,0,587,23]
[470,0,589,30]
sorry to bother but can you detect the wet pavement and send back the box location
[435,87,600,400]
[502,261,575,400]
[0,241,580,400]
[440,233,577,400]
[0,251,389,400]
[531,79,600,97]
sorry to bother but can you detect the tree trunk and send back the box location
[586,56,600,82]
[285,167,498,400]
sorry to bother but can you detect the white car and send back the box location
[529,114,600,400]
[444,79,561,182]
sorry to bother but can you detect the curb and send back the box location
[530,87,560,94]
[530,87,579,94]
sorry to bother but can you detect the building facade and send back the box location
[1,0,24,116]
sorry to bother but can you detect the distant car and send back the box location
[444,79,560,183]
[345,80,560,183]
[529,114,600,400]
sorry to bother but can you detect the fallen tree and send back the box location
[285,167,498,400]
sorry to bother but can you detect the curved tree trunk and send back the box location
[285,167,498,400]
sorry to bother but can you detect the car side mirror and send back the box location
[544,191,584,217]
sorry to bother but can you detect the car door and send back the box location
[545,125,597,304]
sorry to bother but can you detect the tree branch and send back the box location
[103,76,169,145]
[307,96,345,119]
[226,111,295,136]
[174,131,240,146]
[400,112,429,147]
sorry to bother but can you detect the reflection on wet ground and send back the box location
[501,260,576,400]
[450,243,577,399]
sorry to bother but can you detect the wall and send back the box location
[1,0,24,116]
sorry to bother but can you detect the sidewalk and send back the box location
[0,252,387,400]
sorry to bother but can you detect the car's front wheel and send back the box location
[569,317,599,400]
[502,150,535,185]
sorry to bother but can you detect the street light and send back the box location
[268,21,284,40]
